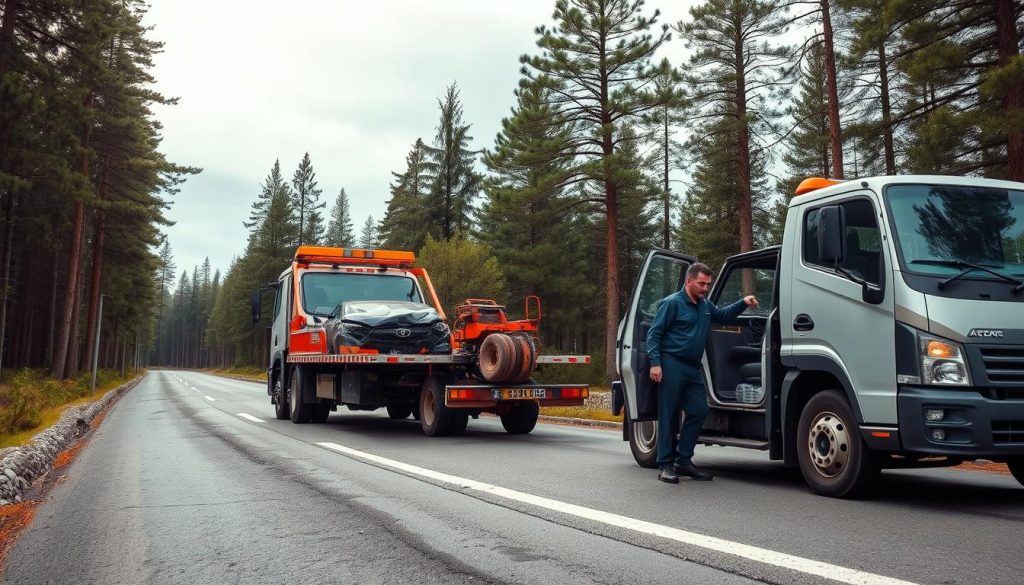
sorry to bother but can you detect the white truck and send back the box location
[614,175,1024,497]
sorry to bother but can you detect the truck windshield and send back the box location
[301,272,423,316]
[886,184,1024,281]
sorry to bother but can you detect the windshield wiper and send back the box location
[910,259,1024,293]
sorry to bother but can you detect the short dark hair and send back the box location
[686,262,713,281]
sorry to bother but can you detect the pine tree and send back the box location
[520,0,678,381]
[379,138,431,251]
[422,84,481,240]
[324,188,356,247]
[480,81,598,347]
[677,0,792,256]
[291,152,325,245]
[359,215,379,248]
[778,41,832,197]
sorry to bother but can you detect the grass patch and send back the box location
[0,369,136,449]
[206,367,267,382]
[540,405,622,423]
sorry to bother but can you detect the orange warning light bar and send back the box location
[294,245,415,267]
[794,177,843,196]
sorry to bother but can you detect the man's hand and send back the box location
[650,365,662,383]
[743,295,759,308]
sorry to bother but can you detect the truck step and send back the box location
[698,435,769,450]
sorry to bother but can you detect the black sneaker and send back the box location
[658,466,679,484]
[673,463,713,481]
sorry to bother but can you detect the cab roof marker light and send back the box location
[794,177,844,196]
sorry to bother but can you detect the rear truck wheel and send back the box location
[500,400,539,434]
[628,418,659,468]
[288,366,312,424]
[419,375,468,437]
[272,371,289,420]
[1008,458,1024,487]
[796,390,879,498]
[310,403,331,423]
[387,404,413,420]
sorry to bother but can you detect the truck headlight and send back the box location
[919,334,971,386]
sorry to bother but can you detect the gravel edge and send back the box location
[0,375,143,505]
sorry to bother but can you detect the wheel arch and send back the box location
[781,360,864,466]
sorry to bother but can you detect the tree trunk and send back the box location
[83,170,107,375]
[734,33,754,254]
[821,0,844,178]
[995,0,1024,180]
[52,94,93,378]
[65,248,88,378]
[0,190,16,379]
[46,244,58,366]
[663,110,671,249]
[878,42,896,175]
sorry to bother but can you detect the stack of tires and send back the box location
[477,332,537,384]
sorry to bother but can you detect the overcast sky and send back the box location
[144,0,695,277]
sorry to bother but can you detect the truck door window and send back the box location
[638,257,687,316]
[273,282,282,318]
[717,267,774,316]
[803,199,883,285]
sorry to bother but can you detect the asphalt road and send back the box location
[3,370,1021,585]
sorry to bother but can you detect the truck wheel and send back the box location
[419,376,468,436]
[288,366,311,424]
[500,401,539,434]
[310,403,331,423]
[628,419,659,468]
[1008,458,1024,487]
[272,371,289,420]
[797,390,878,498]
[387,404,413,419]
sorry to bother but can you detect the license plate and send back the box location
[492,388,546,400]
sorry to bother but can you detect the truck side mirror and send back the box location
[251,292,262,324]
[818,205,845,265]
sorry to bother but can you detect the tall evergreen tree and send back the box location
[423,84,481,240]
[677,0,792,256]
[380,138,431,251]
[520,0,678,381]
[359,215,379,249]
[778,41,832,197]
[324,188,356,247]
[291,152,325,245]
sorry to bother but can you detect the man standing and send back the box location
[647,262,758,483]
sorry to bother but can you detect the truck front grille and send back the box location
[992,420,1024,444]
[978,346,1024,384]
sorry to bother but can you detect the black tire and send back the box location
[272,371,289,420]
[419,375,468,437]
[796,390,879,498]
[386,404,413,420]
[628,418,659,468]
[310,403,331,423]
[500,401,539,434]
[288,366,312,424]
[1008,458,1024,487]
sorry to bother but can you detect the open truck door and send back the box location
[615,249,694,468]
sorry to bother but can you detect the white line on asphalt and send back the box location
[316,441,918,585]
[204,395,215,402]
[190,386,197,391]
[237,413,264,423]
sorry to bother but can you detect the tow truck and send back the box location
[251,245,590,436]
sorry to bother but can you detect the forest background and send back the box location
[1,0,1022,386]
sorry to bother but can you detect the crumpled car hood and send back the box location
[335,301,443,327]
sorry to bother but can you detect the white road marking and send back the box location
[237,413,264,423]
[204,395,215,402]
[190,386,197,391]
[316,441,918,585]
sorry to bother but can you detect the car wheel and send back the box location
[628,419,659,468]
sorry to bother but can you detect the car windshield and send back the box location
[301,272,423,316]
[886,184,1024,280]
